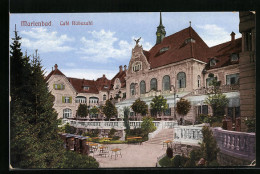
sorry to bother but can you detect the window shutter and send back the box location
[62,96,65,103]
[69,97,72,103]
[53,84,56,89]
[62,84,65,89]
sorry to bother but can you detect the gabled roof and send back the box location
[205,38,242,70]
[95,75,111,91]
[45,68,65,81]
[143,26,242,70]
[110,70,126,89]
[67,77,100,94]
[145,27,210,69]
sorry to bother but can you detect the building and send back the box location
[46,12,242,125]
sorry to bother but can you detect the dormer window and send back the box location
[104,85,108,89]
[210,58,216,67]
[231,53,239,62]
[159,46,169,53]
[132,61,142,72]
[83,86,90,90]
[185,38,196,44]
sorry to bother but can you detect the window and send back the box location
[103,94,107,101]
[185,38,196,44]
[231,53,239,62]
[130,83,135,96]
[150,78,157,91]
[163,104,171,116]
[123,92,126,98]
[75,96,86,103]
[210,59,216,67]
[197,75,201,88]
[89,97,99,104]
[140,81,146,94]
[177,72,186,88]
[226,74,239,85]
[63,108,72,118]
[159,47,169,53]
[53,84,65,90]
[104,85,108,89]
[132,61,142,72]
[198,105,208,115]
[83,86,89,90]
[62,96,72,103]
[162,75,170,91]
[228,107,240,120]
[206,75,217,87]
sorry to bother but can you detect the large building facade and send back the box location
[47,13,245,125]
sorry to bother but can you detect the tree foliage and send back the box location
[10,29,99,168]
[200,126,220,163]
[89,106,99,117]
[77,104,88,117]
[205,74,228,121]
[150,95,168,116]
[123,107,130,133]
[102,100,118,120]
[141,116,156,135]
[131,98,148,116]
[63,151,99,168]
[176,98,191,116]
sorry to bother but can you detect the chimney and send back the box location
[54,64,58,70]
[231,32,235,43]
[119,65,123,72]
[124,65,127,71]
[103,74,106,78]
[52,67,53,71]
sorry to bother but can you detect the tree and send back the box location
[150,95,168,117]
[176,98,191,118]
[89,106,99,118]
[131,98,148,120]
[102,100,118,121]
[141,116,156,135]
[200,126,220,163]
[123,107,130,133]
[205,74,228,121]
[76,104,88,117]
[63,151,99,168]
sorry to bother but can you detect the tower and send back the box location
[156,12,166,45]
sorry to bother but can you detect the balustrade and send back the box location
[212,127,255,162]
[174,125,203,145]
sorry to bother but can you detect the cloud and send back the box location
[65,62,76,67]
[196,24,241,47]
[79,29,152,63]
[58,68,119,80]
[20,27,75,53]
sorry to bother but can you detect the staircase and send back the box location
[145,129,174,145]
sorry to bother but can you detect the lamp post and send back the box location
[171,85,177,120]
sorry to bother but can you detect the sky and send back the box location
[9,12,241,80]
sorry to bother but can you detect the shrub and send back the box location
[171,155,182,167]
[112,136,120,140]
[64,123,76,134]
[207,160,219,167]
[108,128,117,138]
[158,156,172,167]
[166,147,173,158]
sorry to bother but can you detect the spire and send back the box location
[160,11,162,25]
[156,12,166,45]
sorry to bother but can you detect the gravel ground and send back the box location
[93,142,167,168]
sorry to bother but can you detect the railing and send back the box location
[212,127,255,162]
[62,119,174,130]
[192,85,239,95]
[173,125,203,145]
[148,122,163,140]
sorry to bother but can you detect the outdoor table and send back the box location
[133,137,143,145]
[103,138,112,140]
[89,143,98,151]
[92,137,100,139]
[86,141,93,145]
[110,148,122,159]
[163,140,172,148]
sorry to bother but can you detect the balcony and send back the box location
[192,84,239,95]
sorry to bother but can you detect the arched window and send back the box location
[140,81,146,94]
[197,75,201,88]
[75,96,86,103]
[130,83,135,96]
[89,97,99,104]
[132,61,142,72]
[162,75,170,91]
[103,94,106,101]
[63,108,72,118]
[150,78,157,91]
[177,72,186,88]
